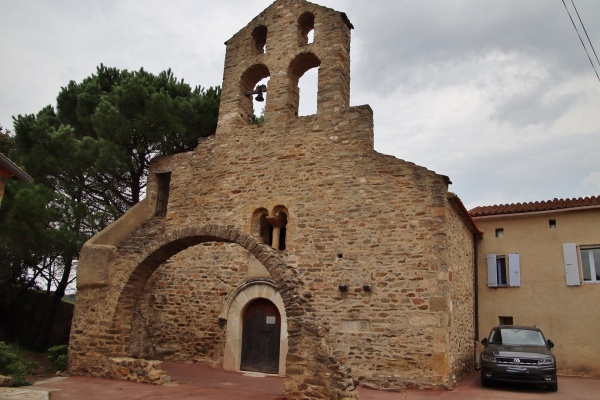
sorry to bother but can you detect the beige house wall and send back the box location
[474,207,600,377]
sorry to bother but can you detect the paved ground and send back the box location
[1,363,599,399]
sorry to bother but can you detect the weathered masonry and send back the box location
[69,0,479,397]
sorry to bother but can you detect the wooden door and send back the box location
[240,298,281,374]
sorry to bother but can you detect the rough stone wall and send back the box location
[71,224,359,399]
[445,198,476,384]
[70,0,476,395]
[92,105,466,389]
[131,243,252,366]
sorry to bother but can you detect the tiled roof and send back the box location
[0,152,31,182]
[468,196,600,217]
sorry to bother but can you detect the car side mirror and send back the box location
[481,338,489,346]
[546,339,554,349]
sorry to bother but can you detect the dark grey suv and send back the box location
[480,325,557,391]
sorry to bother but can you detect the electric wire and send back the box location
[561,0,600,83]
[570,0,600,67]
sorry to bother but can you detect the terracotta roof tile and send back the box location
[0,152,31,182]
[468,196,600,217]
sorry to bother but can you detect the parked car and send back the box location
[480,325,557,391]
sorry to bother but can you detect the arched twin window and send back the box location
[252,207,288,250]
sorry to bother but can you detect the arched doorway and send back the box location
[221,280,288,376]
[240,298,281,374]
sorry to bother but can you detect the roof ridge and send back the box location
[468,195,600,217]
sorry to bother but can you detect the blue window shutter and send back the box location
[562,243,580,286]
[486,254,498,287]
[508,253,521,287]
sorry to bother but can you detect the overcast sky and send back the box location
[1,0,599,209]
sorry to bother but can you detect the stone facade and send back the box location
[69,0,478,397]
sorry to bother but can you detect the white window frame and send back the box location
[486,253,521,288]
[580,246,600,283]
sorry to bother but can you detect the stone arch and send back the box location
[298,11,315,46]
[220,279,288,375]
[240,64,270,125]
[110,223,357,399]
[251,25,268,54]
[288,52,321,116]
[112,225,289,348]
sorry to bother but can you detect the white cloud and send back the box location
[582,172,600,192]
[1,0,598,207]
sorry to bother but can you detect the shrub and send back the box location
[47,344,68,371]
[0,341,36,386]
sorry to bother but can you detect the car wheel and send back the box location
[547,382,558,392]
[481,375,491,387]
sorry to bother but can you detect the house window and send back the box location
[155,172,171,216]
[486,253,520,287]
[549,219,557,229]
[498,316,513,325]
[562,243,600,285]
[581,247,600,283]
[496,256,508,285]
[495,228,504,238]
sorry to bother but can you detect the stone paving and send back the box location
[1,365,600,400]
[0,377,67,400]
[0,387,48,400]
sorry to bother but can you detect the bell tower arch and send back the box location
[216,0,353,134]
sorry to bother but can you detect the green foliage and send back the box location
[0,342,36,386]
[252,106,265,125]
[0,65,220,350]
[252,114,265,125]
[47,344,68,371]
[0,125,16,155]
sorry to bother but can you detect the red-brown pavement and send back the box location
[32,362,600,400]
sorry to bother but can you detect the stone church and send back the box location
[69,0,479,397]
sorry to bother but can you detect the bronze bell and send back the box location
[254,84,266,102]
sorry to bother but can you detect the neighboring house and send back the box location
[470,196,600,378]
[0,152,31,206]
[69,0,479,396]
